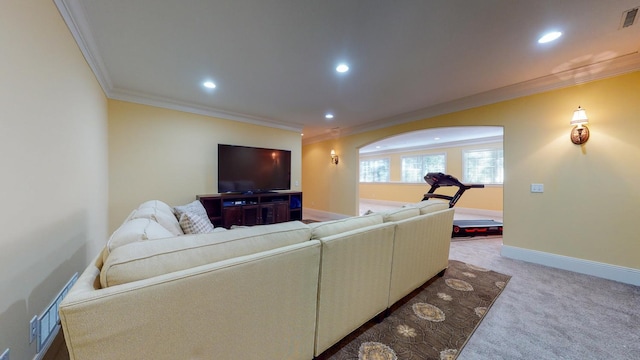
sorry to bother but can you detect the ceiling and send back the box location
[56,0,640,145]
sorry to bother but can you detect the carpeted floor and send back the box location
[317,260,511,360]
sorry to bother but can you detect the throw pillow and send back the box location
[174,200,209,221]
[179,212,215,234]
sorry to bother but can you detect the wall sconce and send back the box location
[570,106,590,145]
[330,149,339,165]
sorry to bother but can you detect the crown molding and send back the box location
[109,88,304,133]
[54,0,303,134]
[54,0,113,93]
[303,51,640,145]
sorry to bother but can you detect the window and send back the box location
[463,148,503,184]
[359,158,390,182]
[401,154,446,182]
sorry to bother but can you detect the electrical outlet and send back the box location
[29,316,38,344]
[530,183,544,193]
[1,348,9,360]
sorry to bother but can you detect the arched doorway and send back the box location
[357,126,503,221]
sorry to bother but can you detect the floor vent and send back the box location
[621,7,638,28]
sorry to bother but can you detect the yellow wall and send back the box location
[303,71,640,270]
[0,1,108,358]
[108,100,303,232]
[359,141,503,210]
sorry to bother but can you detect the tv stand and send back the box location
[197,191,302,229]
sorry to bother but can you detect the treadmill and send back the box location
[421,172,503,237]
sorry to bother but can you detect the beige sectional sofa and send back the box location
[59,199,453,360]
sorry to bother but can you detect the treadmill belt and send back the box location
[452,220,503,237]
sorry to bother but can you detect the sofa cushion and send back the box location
[381,207,420,222]
[103,218,175,261]
[129,207,184,236]
[179,211,215,234]
[100,221,312,287]
[138,200,174,215]
[405,200,449,214]
[309,214,383,239]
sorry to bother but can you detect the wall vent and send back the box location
[621,7,638,28]
[33,273,78,358]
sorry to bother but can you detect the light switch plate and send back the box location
[530,183,544,193]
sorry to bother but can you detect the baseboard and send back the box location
[501,245,640,286]
[303,208,350,222]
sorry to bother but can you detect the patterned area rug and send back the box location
[317,260,510,360]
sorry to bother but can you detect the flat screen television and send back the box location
[218,144,291,194]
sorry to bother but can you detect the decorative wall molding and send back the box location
[109,88,303,133]
[501,245,640,286]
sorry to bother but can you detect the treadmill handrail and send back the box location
[422,172,485,208]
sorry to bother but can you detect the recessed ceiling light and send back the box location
[203,81,216,89]
[325,113,334,119]
[538,31,562,44]
[434,137,441,140]
[336,64,349,73]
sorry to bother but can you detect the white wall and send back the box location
[0,1,108,358]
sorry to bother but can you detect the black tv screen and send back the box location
[218,144,291,193]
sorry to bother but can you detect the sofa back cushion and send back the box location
[138,200,174,215]
[405,200,449,214]
[129,206,184,236]
[100,221,311,287]
[381,207,420,222]
[309,214,383,239]
[103,218,175,262]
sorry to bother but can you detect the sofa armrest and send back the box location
[388,208,454,306]
[314,222,395,356]
[60,241,321,360]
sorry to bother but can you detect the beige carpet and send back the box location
[317,260,511,360]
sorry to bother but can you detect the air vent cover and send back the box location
[621,7,638,28]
